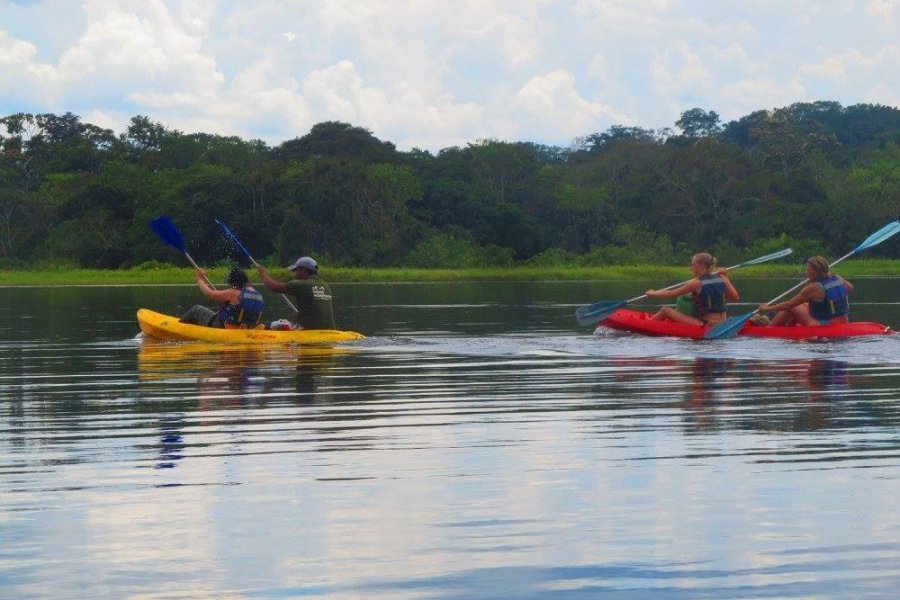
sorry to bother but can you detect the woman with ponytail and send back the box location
[645,253,740,326]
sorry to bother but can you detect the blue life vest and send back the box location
[694,274,727,316]
[809,275,849,321]
[217,286,264,327]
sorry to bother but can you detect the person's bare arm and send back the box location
[718,269,740,301]
[647,279,700,299]
[760,283,819,313]
[257,266,288,293]
[195,270,238,303]
[838,276,854,293]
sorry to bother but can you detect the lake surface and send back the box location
[2,279,900,598]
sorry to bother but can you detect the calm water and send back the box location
[2,279,900,599]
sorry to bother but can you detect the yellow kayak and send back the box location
[137,309,365,345]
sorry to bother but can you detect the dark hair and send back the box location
[227,267,248,288]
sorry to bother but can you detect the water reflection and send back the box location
[605,356,867,435]
[136,340,352,401]
[2,282,900,599]
[156,413,185,470]
[136,341,359,472]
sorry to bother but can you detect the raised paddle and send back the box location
[706,220,900,340]
[149,216,216,288]
[574,247,794,327]
[214,218,299,313]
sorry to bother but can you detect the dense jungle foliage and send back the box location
[2,101,899,270]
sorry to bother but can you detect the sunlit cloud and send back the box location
[0,0,897,150]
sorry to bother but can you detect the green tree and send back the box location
[272,121,399,164]
[675,107,722,140]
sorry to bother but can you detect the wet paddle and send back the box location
[706,220,900,340]
[575,248,794,327]
[215,218,299,313]
[149,216,216,288]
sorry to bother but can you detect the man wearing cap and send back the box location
[257,256,336,329]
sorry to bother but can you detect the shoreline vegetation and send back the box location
[2,259,899,286]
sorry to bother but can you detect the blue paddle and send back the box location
[215,218,298,313]
[706,220,900,340]
[575,248,794,327]
[149,216,216,288]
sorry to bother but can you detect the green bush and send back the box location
[0,256,29,270]
[525,247,580,266]
[404,234,515,268]
[581,225,691,265]
[745,233,826,264]
[133,260,173,271]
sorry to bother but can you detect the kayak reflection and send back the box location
[137,340,354,388]
[607,356,856,433]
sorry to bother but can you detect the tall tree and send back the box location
[675,108,722,140]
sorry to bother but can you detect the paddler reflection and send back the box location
[682,357,736,431]
[797,358,850,430]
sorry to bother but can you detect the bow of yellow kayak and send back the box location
[137,308,365,344]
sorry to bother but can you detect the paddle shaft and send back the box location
[214,219,298,314]
[249,255,299,314]
[627,249,796,304]
[620,262,749,305]
[641,260,756,301]
[183,252,218,290]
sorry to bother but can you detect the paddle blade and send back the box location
[705,312,754,340]
[214,218,252,259]
[150,216,186,254]
[852,220,900,253]
[575,300,627,326]
[737,247,793,267]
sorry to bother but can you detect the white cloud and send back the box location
[0,29,55,95]
[56,0,223,91]
[509,69,629,139]
[0,28,38,67]
[0,0,899,150]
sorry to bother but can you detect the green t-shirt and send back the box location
[284,277,336,329]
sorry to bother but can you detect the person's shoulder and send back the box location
[284,278,312,291]
[805,280,825,295]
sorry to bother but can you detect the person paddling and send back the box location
[257,256,336,330]
[180,267,265,328]
[646,253,739,326]
[758,256,853,326]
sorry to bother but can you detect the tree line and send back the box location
[2,101,899,270]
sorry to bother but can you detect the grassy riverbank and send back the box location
[2,260,899,286]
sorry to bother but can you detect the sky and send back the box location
[1,0,899,152]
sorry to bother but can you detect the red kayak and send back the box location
[598,309,894,340]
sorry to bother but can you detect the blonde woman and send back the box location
[759,256,853,326]
[646,253,739,326]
